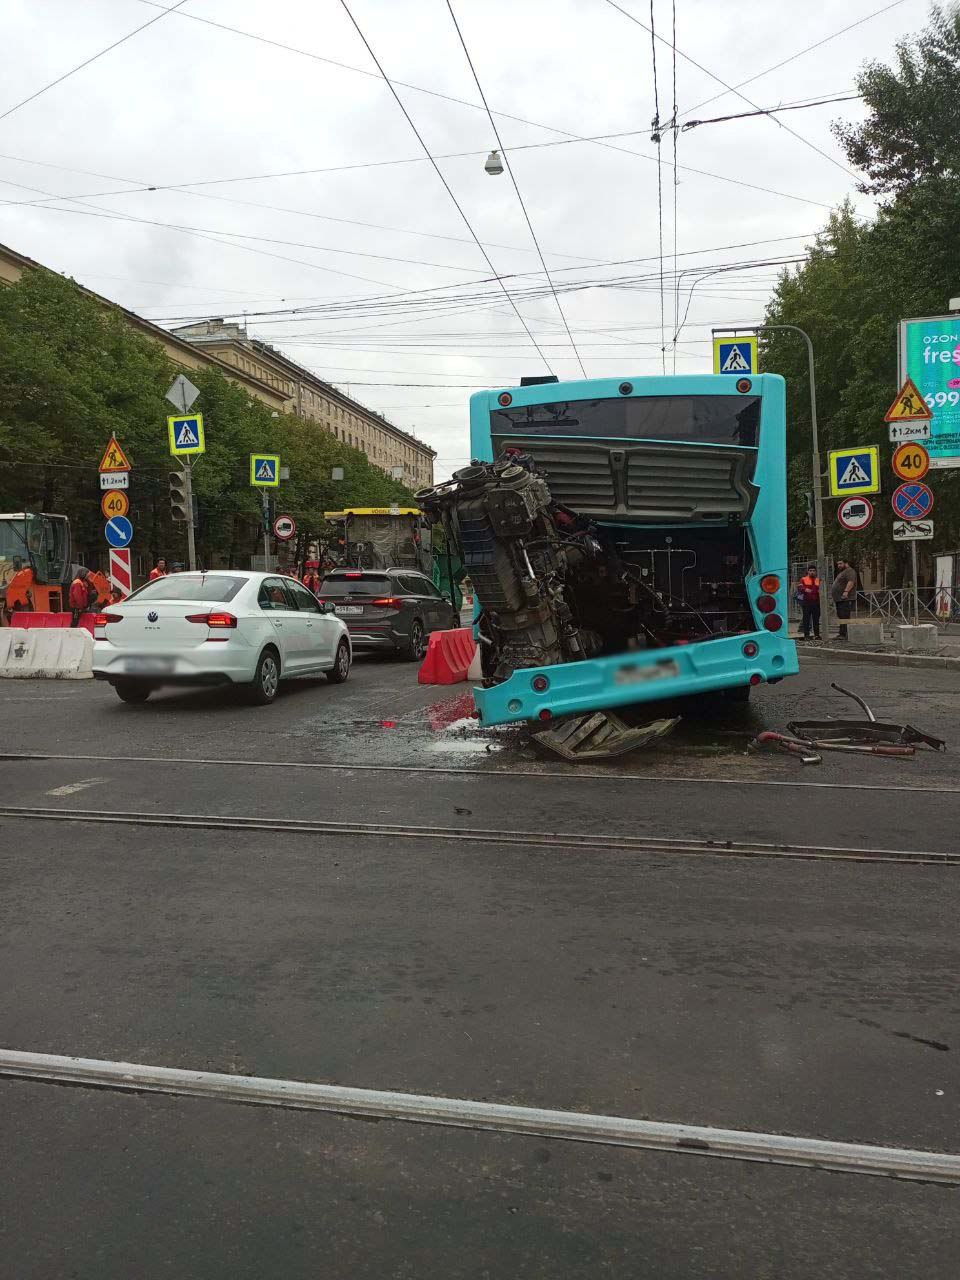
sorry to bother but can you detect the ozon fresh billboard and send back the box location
[899,315,960,467]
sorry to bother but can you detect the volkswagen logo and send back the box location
[147,610,159,623]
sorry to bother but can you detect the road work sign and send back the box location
[892,481,934,521]
[889,419,931,444]
[104,515,134,548]
[250,454,280,486]
[713,336,757,375]
[828,446,879,497]
[101,490,129,519]
[892,442,929,482]
[837,497,873,531]
[884,377,933,424]
[99,436,131,472]
[167,413,205,457]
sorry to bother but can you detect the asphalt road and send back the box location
[1,653,958,1278]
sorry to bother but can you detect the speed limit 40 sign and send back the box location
[101,490,130,519]
[892,442,930,482]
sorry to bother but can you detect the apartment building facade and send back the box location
[171,320,435,491]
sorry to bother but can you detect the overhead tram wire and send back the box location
[445,0,587,377]
[335,0,553,375]
[600,0,858,178]
[677,0,908,119]
[102,1,839,212]
[0,0,191,124]
[648,0,666,374]
[670,0,679,374]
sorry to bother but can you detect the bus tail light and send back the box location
[532,675,549,692]
[763,614,783,632]
[760,574,780,593]
[756,594,777,613]
[750,673,763,685]
[538,708,553,721]
[742,641,759,658]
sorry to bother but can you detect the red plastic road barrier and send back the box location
[418,627,478,685]
[9,611,97,633]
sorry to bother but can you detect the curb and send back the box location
[801,645,960,670]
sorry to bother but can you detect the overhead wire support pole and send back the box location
[712,322,825,568]
[445,0,587,378]
[336,0,554,375]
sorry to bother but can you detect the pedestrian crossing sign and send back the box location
[250,453,280,486]
[713,335,758,375]
[828,445,880,497]
[167,413,205,457]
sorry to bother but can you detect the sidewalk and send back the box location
[793,632,960,670]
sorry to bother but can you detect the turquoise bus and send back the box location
[450,373,798,728]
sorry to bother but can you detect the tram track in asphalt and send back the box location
[2,750,958,795]
[0,803,953,866]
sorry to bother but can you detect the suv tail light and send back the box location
[94,613,123,626]
[372,597,401,608]
[186,612,238,632]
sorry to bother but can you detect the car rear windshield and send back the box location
[491,395,760,447]
[128,575,245,603]
[321,574,392,597]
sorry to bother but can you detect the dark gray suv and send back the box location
[319,568,458,660]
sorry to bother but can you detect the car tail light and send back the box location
[756,594,777,613]
[742,641,759,658]
[760,574,780,593]
[186,612,237,628]
[372,597,401,608]
[763,614,783,632]
[346,572,363,579]
[94,613,123,626]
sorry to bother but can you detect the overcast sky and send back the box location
[1,0,925,476]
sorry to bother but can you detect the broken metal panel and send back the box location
[531,711,679,762]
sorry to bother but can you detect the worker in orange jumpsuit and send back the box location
[69,568,95,627]
[149,558,168,581]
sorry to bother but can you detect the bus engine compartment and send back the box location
[417,451,757,686]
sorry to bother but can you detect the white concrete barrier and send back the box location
[0,628,93,679]
[895,624,939,653]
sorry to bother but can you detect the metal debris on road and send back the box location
[752,681,946,764]
[531,710,679,762]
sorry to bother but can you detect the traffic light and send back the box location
[803,491,815,527]
[169,470,189,522]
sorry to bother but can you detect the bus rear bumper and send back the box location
[472,632,799,727]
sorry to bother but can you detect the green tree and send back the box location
[0,269,418,575]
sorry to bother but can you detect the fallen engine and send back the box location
[417,456,597,681]
[417,452,755,686]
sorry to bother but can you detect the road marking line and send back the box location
[3,753,958,796]
[44,777,107,797]
[0,1047,956,1184]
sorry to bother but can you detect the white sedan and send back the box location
[92,570,352,705]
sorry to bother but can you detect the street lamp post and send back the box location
[712,324,825,568]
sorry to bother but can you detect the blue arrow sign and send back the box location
[891,482,934,521]
[104,515,134,548]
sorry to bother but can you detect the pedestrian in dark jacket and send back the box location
[796,566,821,640]
[831,559,858,640]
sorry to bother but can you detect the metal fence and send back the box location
[788,560,960,631]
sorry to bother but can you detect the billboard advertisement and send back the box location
[899,315,960,467]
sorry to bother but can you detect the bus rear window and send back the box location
[491,395,760,447]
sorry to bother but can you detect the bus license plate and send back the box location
[615,659,679,685]
[335,605,363,615]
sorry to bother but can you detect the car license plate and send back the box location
[614,658,680,685]
[335,605,363,615]
[124,657,174,674]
